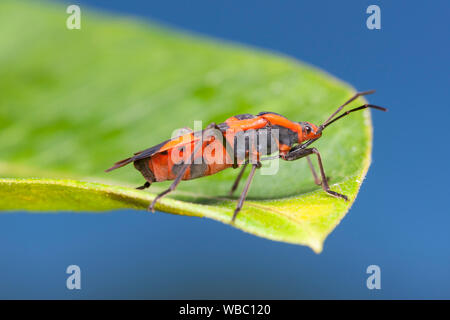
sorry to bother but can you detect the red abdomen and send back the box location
[141,138,234,183]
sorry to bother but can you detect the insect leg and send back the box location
[284,148,348,201]
[229,162,248,196]
[306,156,330,186]
[232,163,259,223]
[229,153,281,196]
[306,156,321,185]
[148,123,216,212]
[136,181,151,190]
[148,173,183,212]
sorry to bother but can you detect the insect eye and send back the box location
[305,126,312,134]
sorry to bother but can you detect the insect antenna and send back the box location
[317,90,386,133]
[321,104,387,130]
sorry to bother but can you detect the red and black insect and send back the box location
[106,90,386,222]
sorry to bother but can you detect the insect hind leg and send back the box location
[136,181,151,190]
[148,122,219,213]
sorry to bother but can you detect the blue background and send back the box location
[1,0,449,299]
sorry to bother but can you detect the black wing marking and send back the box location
[234,113,256,120]
[106,124,228,173]
[257,111,287,118]
[105,140,169,172]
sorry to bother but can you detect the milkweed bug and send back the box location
[106,90,386,222]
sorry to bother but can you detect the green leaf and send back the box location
[0,0,375,253]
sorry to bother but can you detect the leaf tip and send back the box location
[308,240,324,254]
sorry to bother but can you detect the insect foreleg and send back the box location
[306,156,321,186]
[306,156,330,186]
[284,147,348,201]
